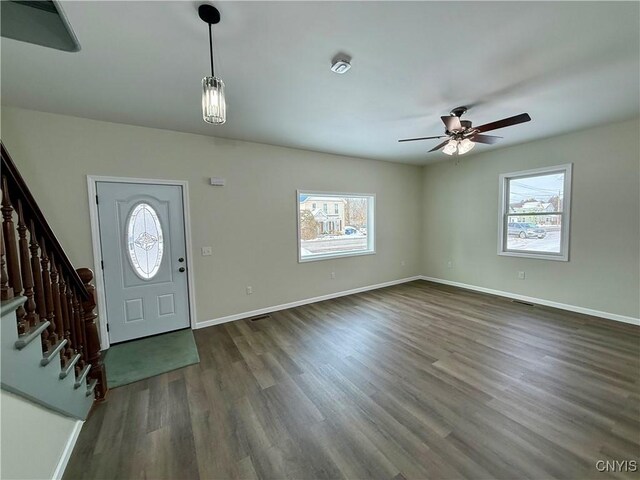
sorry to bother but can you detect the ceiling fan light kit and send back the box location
[399,106,531,156]
[457,138,475,155]
[199,4,226,125]
[442,140,458,156]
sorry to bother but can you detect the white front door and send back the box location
[96,182,190,343]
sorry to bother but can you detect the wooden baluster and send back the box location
[66,283,77,358]
[16,200,38,330]
[78,300,88,365]
[1,227,13,301]
[58,273,73,362]
[28,222,47,353]
[72,290,85,373]
[2,176,26,333]
[40,240,56,351]
[52,258,66,361]
[29,220,46,323]
[49,255,63,346]
[77,268,107,401]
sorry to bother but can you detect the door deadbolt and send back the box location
[178,257,184,262]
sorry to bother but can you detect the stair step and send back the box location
[40,339,68,366]
[59,354,81,379]
[74,363,91,389]
[86,378,98,397]
[1,296,27,319]
[15,320,50,350]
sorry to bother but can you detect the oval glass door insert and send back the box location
[126,203,164,279]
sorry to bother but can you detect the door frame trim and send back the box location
[87,175,197,350]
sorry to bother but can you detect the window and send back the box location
[127,203,164,279]
[298,191,375,262]
[498,164,572,261]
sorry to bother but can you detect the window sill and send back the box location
[498,250,568,262]
[298,250,376,263]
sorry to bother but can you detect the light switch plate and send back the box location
[201,246,213,256]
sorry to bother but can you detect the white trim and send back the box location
[298,249,376,263]
[195,276,421,329]
[420,276,640,326]
[86,175,198,349]
[52,420,83,480]
[296,190,376,263]
[498,163,572,262]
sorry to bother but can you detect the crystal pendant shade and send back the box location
[202,76,226,124]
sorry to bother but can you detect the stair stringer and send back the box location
[1,297,94,420]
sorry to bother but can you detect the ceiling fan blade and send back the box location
[428,139,450,153]
[475,113,531,133]
[398,135,447,143]
[470,134,502,145]
[441,115,462,132]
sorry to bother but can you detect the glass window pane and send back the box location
[299,193,372,260]
[127,203,164,279]
[508,172,564,213]
[506,214,562,253]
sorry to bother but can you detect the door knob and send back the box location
[179,267,186,272]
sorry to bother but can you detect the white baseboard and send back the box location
[195,276,422,329]
[194,274,639,330]
[420,276,640,326]
[52,420,83,480]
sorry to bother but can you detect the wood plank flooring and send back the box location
[64,281,640,480]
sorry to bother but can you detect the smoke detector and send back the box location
[330,59,351,74]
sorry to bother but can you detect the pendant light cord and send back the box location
[208,23,215,78]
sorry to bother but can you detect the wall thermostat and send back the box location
[210,177,226,186]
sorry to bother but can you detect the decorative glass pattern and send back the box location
[127,203,164,279]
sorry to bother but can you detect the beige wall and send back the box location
[2,107,637,325]
[0,390,79,480]
[1,107,423,325]
[421,118,640,319]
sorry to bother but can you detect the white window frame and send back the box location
[297,190,376,263]
[498,164,572,261]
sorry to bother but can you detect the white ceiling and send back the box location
[2,1,639,164]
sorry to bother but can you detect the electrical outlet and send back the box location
[246,286,253,295]
[330,272,336,279]
[201,246,213,256]
[400,260,406,267]
[447,260,453,269]
[518,271,526,280]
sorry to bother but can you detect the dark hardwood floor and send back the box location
[64,281,640,480]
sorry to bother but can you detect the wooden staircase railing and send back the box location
[1,142,107,401]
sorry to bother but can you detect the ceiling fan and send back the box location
[398,107,531,155]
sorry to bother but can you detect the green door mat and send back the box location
[105,329,200,388]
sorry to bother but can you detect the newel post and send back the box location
[76,268,108,401]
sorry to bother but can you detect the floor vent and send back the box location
[250,314,271,322]
[511,300,535,307]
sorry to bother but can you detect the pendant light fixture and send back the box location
[199,4,226,125]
